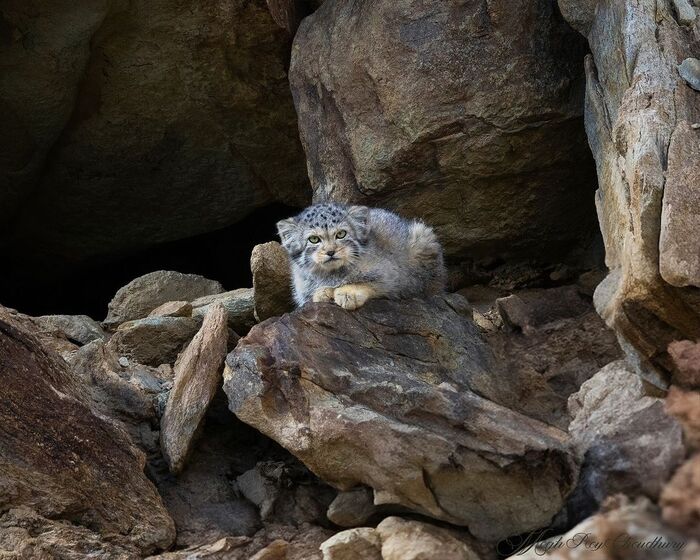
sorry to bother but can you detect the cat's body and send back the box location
[277,203,445,310]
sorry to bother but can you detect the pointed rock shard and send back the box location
[161,304,229,474]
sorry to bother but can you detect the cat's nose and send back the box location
[326,250,336,257]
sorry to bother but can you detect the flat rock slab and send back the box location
[224,296,578,541]
[161,305,229,473]
[192,289,257,335]
[0,305,174,554]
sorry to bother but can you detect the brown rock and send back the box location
[567,361,684,508]
[0,305,175,554]
[161,304,229,473]
[569,0,700,385]
[510,496,697,559]
[666,386,700,452]
[105,271,223,327]
[376,517,480,560]
[224,296,579,541]
[149,301,193,318]
[3,0,309,263]
[496,286,590,334]
[290,0,596,262]
[662,454,700,539]
[251,241,294,322]
[250,539,289,560]
[31,314,106,345]
[669,340,700,388]
[321,528,382,560]
[107,316,200,367]
[326,487,379,528]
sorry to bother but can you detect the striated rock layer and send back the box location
[224,296,579,541]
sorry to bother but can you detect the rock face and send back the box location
[224,296,579,541]
[1,0,310,262]
[251,241,295,322]
[290,0,597,261]
[566,361,684,519]
[105,271,224,327]
[161,305,229,473]
[561,0,700,385]
[0,305,175,554]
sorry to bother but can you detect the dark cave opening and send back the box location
[0,203,299,319]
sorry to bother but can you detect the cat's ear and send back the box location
[276,218,300,249]
[347,205,370,243]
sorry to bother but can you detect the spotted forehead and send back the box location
[297,204,346,228]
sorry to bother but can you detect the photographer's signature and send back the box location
[499,529,687,556]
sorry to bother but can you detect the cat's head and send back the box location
[277,203,369,273]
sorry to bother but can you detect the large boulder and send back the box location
[289,0,597,261]
[224,296,579,541]
[559,0,700,385]
[105,271,224,327]
[0,305,175,555]
[1,0,309,262]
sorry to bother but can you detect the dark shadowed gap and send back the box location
[0,203,298,319]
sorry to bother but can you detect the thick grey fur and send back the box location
[277,203,446,307]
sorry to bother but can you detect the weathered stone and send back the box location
[673,0,697,26]
[192,289,257,335]
[224,296,579,541]
[31,314,106,345]
[0,507,138,560]
[669,340,700,388]
[567,0,700,385]
[326,487,379,528]
[557,0,598,35]
[250,539,289,560]
[666,386,700,452]
[376,517,481,560]
[509,496,698,559]
[251,241,294,322]
[105,271,223,327]
[161,305,228,473]
[2,0,310,263]
[567,361,684,511]
[678,58,700,91]
[496,286,590,334]
[107,316,200,367]
[0,305,175,554]
[290,0,596,262]
[146,536,253,560]
[321,528,382,560]
[149,300,193,318]
[662,454,700,539]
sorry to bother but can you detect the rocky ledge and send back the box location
[224,295,579,541]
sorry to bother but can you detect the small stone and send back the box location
[669,340,700,388]
[119,356,130,367]
[327,487,378,527]
[148,301,193,318]
[692,123,700,129]
[673,0,697,25]
[251,241,294,322]
[679,58,700,91]
[320,528,382,560]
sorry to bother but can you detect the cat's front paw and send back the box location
[333,284,374,310]
[312,286,336,303]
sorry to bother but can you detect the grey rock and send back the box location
[105,271,223,327]
[673,0,697,25]
[557,0,598,35]
[106,316,200,367]
[326,487,378,528]
[679,58,700,91]
[320,528,382,560]
[32,314,106,345]
[192,289,257,335]
[224,296,579,541]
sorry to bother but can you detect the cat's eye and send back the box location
[335,230,347,239]
[308,235,321,244]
